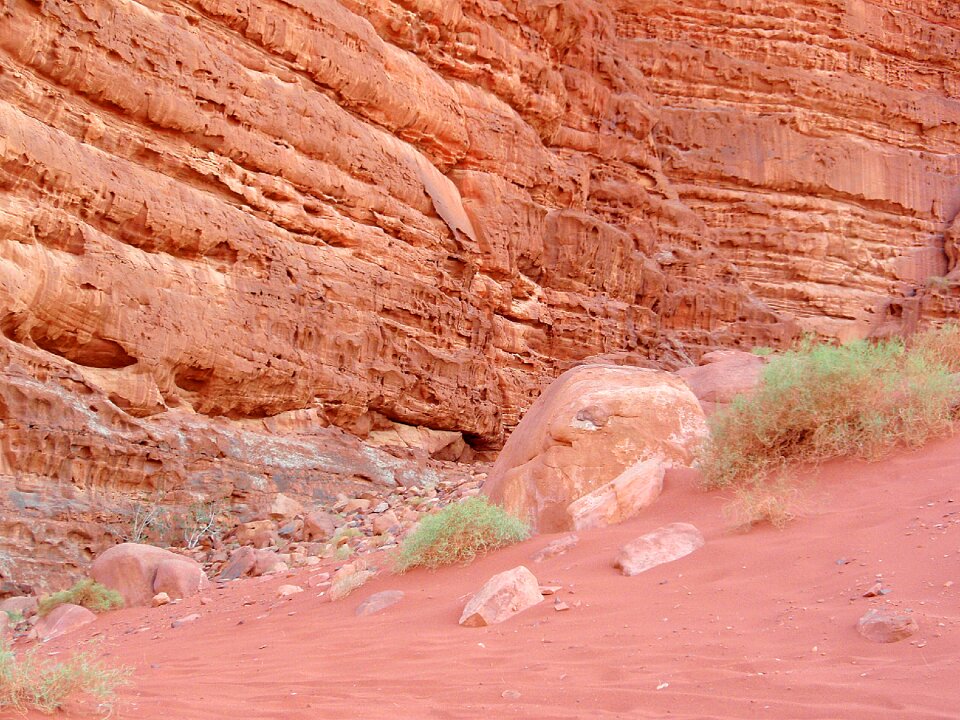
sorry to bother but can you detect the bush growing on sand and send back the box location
[394,497,530,571]
[0,639,130,714]
[699,334,958,527]
[37,579,124,618]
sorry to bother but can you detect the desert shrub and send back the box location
[750,346,774,357]
[37,580,124,618]
[0,639,130,714]
[911,321,960,373]
[394,497,530,571]
[699,336,956,499]
[127,491,171,545]
[175,501,224,550]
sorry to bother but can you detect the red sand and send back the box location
[23,436,960,719]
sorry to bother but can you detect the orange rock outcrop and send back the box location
[1,0,958,585]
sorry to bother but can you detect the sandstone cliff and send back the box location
[1,0,958,586]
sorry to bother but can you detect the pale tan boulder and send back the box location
[567,458,665,531]
[459,566,543,627]
[614,523,705,576]
[484,365,707,532]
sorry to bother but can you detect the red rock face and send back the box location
[0,1,957,584]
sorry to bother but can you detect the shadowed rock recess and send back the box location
[1,1,959,586]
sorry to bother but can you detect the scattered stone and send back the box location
[857,608,918,643]
[539,586,562,596]
[459,566,544,627]
[501,690,521,700]
[219,546,257,581]
[234,520,278,549]
[372,510,400,536]
[344,499,372,514]
[269,493,303,520]
[171,613,201,629]
[152,592,171,607]
[532,534,579,563]
[91,543,209,606]
[371,501,389,513]
[863,582,888,598]
[566,458,665,531]
[614,523,705,576]
[34,603,97,642]
[356,590,405,616]
[277,585,303,598]
[254,549,285,577]
[554,601,570,612]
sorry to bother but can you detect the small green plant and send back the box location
[698,332,959,528]
[0,639,130,714]
[37,580,124,618]
[394,497,530,571]
[3,610,24,625]
[750,346,774,356]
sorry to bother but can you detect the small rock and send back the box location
[372,510,400,536]
[532,534,579,563]
[269,493,303,520]
[460,566,543,627]
[862,582,887,598]
[277,585,303,598]
[554,601,570,612]
[857,608,918,643]
[501,690,521,700]
[344,499,372,514]
[539,586,562,596]
[219,546,257,581]
[356,590,405,617]
[171,613,201,629]
[614,523,704,576]
[152,592,171,607]
[371,502,389,514]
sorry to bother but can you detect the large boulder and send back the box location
[91,543,209,607]
[459,566,543,627]
[483,365,708,532]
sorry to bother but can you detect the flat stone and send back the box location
[857,609,919,643]
[614,522,705,576]
[355,590,405,617]
[460,566,543,627]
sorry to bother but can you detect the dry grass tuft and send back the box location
[37,579,124,618]
[394,497,529,571]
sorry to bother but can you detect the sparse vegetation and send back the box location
[0,639,130,714]
[127,491,171,545]
[394,497,530,571]
[37,580,124,618]
[176,500,224,550]
[750,346,775,356]
[699,333,959,527]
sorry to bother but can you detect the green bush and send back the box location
[912,320,960,373]
[699,335,957,525]
[0,639,130,714]
[37,579,124,618]
[394,497,530,571]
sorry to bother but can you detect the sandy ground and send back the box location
[18,435,960,719]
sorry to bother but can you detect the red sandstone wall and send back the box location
[1,0,958,585]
